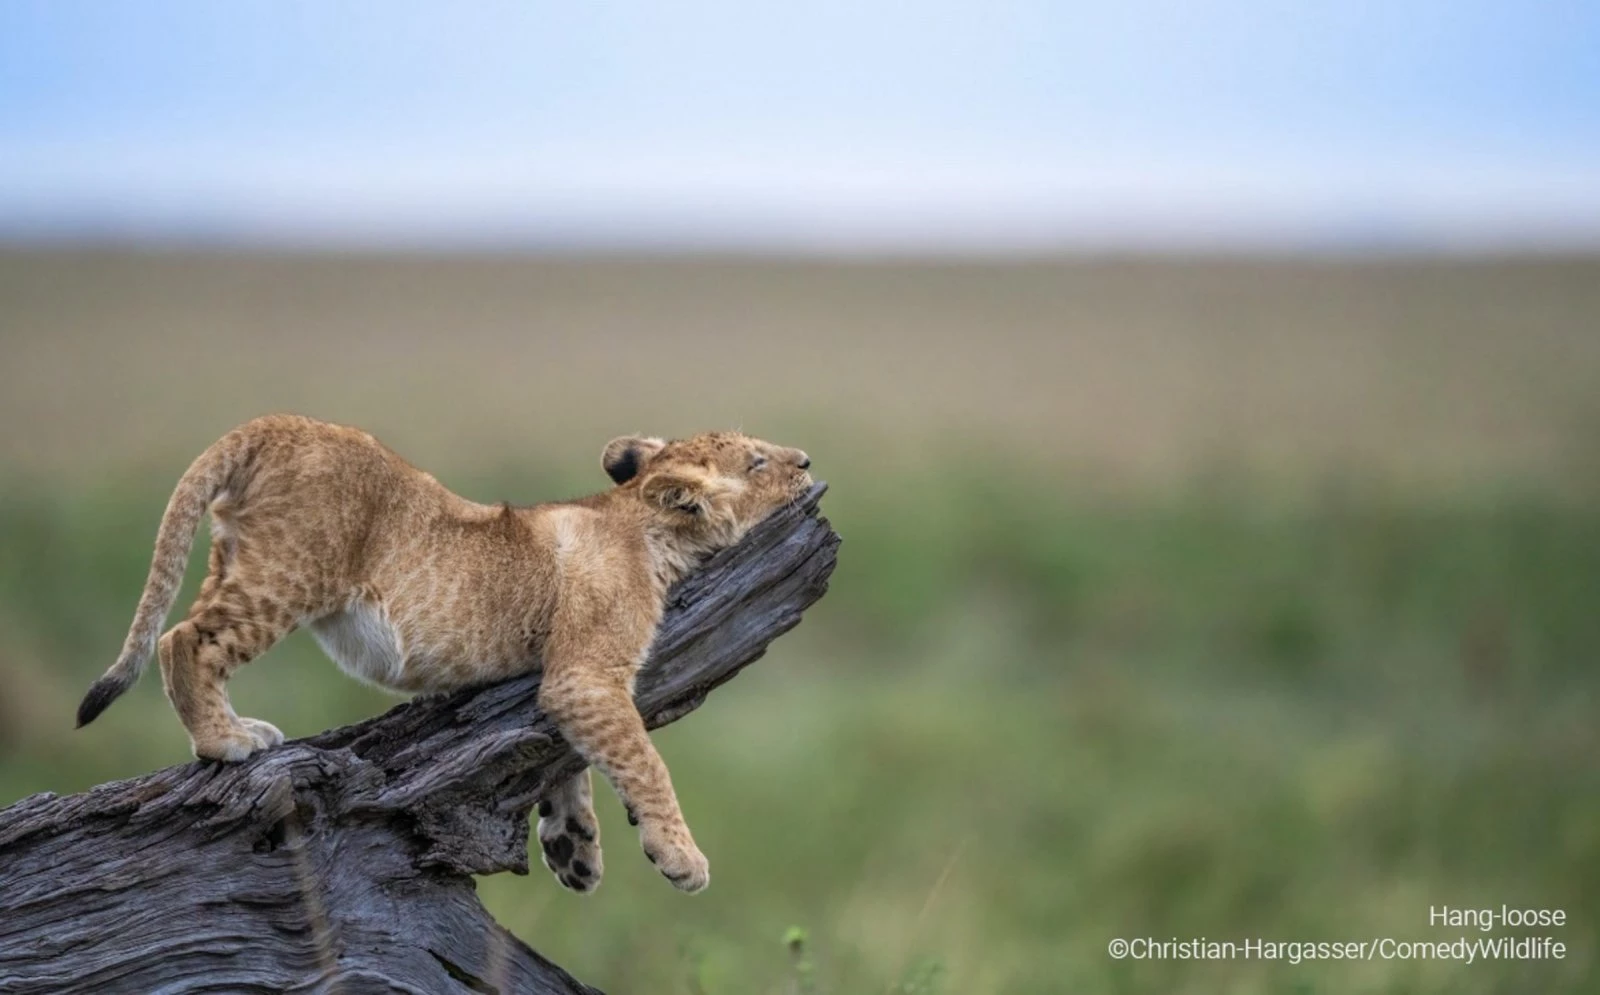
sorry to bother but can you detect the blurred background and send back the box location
[2,2,1598,992]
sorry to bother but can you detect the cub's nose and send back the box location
[796,452,811,469]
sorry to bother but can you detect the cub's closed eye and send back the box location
[749,456,768,471]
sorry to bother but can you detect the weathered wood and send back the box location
[0,485,839,995]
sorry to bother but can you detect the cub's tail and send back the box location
[77,429,252,727]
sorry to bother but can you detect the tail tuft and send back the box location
[77,672,135,728]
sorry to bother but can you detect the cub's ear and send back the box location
[601,435,666,484]
[640,468,718,516]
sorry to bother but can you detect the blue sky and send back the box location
[2,0,1598,250]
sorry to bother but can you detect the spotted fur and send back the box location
[77,415,813,894]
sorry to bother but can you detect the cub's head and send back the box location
[602,431,813,543]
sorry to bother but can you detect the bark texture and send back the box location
[0,485,839,995]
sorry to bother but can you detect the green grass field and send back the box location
[2,252,1597,993]
[3,469,1596,993]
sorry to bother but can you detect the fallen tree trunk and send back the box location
[0,485,840,995]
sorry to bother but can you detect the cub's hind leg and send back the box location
[159,577,304,761]
[537,768,604,893]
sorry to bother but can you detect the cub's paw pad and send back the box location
[538,810,602,894]
[566,817,595,842]
[542,834,575,865]
[559,872,589,892]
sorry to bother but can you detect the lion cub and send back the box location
[76,415,814,894]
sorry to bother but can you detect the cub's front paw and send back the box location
[538,799,603,893]
[639,821,710,893]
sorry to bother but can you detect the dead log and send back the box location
[0,484,839,995]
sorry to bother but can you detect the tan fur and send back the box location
[78,415,813,894]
